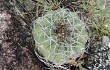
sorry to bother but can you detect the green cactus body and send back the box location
[33,8,88,65]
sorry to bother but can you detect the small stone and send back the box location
[108,43,110,48]
[102,36,110,46]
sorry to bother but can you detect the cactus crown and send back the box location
[33,8,88,68]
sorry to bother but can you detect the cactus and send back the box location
[33,8,88,68]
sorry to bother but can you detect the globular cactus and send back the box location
[33,8,88,69]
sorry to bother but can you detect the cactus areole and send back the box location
[33,8,88,68]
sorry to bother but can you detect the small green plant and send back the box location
[93,16,110,39]
[80,0,110,39]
